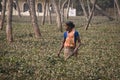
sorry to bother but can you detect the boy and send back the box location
[58,21,81,60]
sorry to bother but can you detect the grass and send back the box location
[0,16,120,80]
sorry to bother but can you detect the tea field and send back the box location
[0,16,120,80]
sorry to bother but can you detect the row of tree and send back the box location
[0,0,120,43]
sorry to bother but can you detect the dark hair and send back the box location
[65,21,75,28]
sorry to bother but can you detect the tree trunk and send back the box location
[61,0,68,22]
[42,0,47,25]
[29,0,41,38]
[6,0,13,42]
[66,0,71,19]
[90,0,114,20]
[114,0,118,21]
[114,0,120,16]
[15,0,21,17]
[0,0,7,30]
[87,0,91,16]
[58,0,61,9]
[52,0,62,32]
[71,0,74,8]
[79,0,88,20]
[95,5,114,20]
[85,0,96,30]
[48,2,52,24]
[27,0,31,16]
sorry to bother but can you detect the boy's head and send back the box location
[65,21,75,31]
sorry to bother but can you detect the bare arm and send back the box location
[57,39,65,57]
[74,36,81,53]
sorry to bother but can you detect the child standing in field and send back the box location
[58,21,81,60]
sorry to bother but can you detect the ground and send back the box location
[0,16,120,80]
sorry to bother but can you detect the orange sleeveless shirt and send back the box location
[64,29,76,48]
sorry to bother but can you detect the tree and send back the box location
[42,0,47,25]
[61,0,68,22]
[0,0,7,30]
[90,0,114,20]
[87,0,91,16]
[29,0,41,38]
[48,1,52,24]
[14,0,21,17]
[66,0,71,19]
[6,0,13,42]
[97,0,114,9]
[52,0,62,32]
[27,0,31,16]
[79,0,88,20]
[85,0,96,30]
[114,0,120,16]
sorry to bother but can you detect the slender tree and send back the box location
[66,0,71,19]
[58,0,62,9]
[114,0,120,16]
[0,0,7,30]
[85,0,96,30]
[79,0,88,20]
[52,0,62,32]
[14,0,21,17]
[61,0,68,22]
[27,0,31,16]
[48,1,52,24]
[90,0,114,20]
[42,0,47,25]
[114,0,118,20]
[6,0,13,42]
[87,0,91,16]
[29,0,41,38]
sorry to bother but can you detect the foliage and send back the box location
[0,16,120,80]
